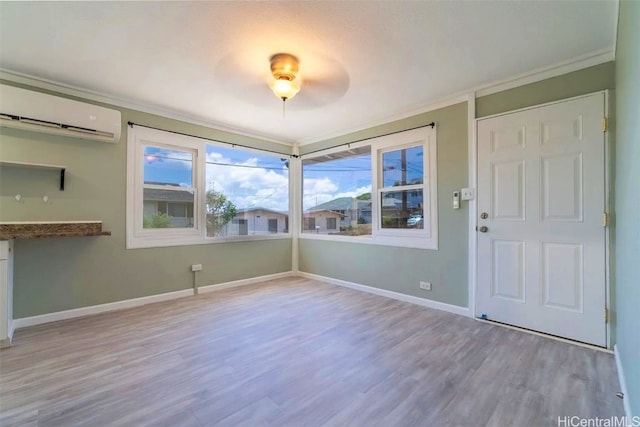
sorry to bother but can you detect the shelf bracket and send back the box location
[60,168,65,191]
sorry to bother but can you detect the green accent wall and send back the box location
[614,0,640,416]
[300,62,616,312]
[0,83,293,318]
[299,102,470,308]
[476,61,615,118]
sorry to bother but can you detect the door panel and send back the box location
[541,242,583,312]
[541,153,583,221]
[476,93,606,346]
[492,161,525,220]
[492,240,525,302]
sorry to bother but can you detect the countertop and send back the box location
[0,221,111,240]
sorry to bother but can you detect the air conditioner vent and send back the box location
[0,84,121,143]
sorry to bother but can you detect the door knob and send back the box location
[478,226,489,233]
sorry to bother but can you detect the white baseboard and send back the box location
[12,271,296,330]
[12,270,461,331]
[13,289,195,330]
[297,271,470,317]
[614,344,634,420]
[198,271,295,294]
[8,319,14,342]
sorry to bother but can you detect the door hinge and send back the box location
[603,212,608,228]
[602,117,608,133]
[604,308,609,323]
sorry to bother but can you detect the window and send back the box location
[142,146,196,229]
[302,146,372,236]
[304,217,316,231]
[379,145,424,230]
[127,126,290,248]
[300,126,437,249]
[204,143,289,238]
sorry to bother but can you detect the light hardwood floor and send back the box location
[0,277,624,427]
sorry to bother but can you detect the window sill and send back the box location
[126,233,292,249]
[299,233,438,250]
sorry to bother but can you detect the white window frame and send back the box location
[299,126,438,250]
[127,127,203,249]
[126,126,291,249]
[371,127,438,249]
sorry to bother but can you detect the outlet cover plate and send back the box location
[419,281,432,291]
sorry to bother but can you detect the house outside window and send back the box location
[302,146,372,236]
[300,126,437,249]
[127,126,290,249]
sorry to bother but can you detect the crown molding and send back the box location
[474,47,614,97]
[297,93,470,146]
[0,69,294,146]
[298,47,614,146]
[612,0,620,60]
[1,46,614,148]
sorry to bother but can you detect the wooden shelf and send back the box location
[0,221,110,240]
[0,160,66,190]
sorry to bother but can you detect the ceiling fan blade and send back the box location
[213,50,350,110]
[288,76,350,110]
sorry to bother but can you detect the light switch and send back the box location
[461,188,475,200]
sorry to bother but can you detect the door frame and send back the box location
[468,90,612,348]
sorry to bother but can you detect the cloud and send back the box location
[302,179,371,210]
[335,185,372,199]
[203,147,372,212]
[205,151,289,211]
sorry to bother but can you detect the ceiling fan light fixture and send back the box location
[269,53,301,101]
[269,77,300,101]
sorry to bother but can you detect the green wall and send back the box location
[299,102,470,308]
[0,82,293,318]
[476,61,615,118]
[1,57,623,352]
[300,63,615,311]
[614,0,640,416]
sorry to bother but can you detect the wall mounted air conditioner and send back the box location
[0,84,121,143]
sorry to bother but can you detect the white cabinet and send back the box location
[0,240,14,348]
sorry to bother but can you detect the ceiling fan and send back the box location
[213,50,350,111]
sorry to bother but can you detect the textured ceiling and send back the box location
[0,1,618,145]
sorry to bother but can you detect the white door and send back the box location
[476,93,607,347]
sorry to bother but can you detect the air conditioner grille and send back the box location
[0,113,115,139]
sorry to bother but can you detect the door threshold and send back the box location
[474,317,612,353]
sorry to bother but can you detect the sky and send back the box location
[143,143,422,212]
[302,153,371,210]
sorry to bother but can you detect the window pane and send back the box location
[303,147,372,236]
[205,145,289,237]
[144,146,193,187]
[143,189,194,229]
[382,145,423,188]
[380,189,423,229]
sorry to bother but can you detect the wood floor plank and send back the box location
[0,277,624,426]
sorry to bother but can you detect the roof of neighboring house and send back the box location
[143,188,194,203]
[309,196,372,212]
[311,197,355,211]
[235,207,288,217]
[305,209,344,217]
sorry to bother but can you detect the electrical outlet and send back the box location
[191,264,202,272]
[419,281,432,291]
